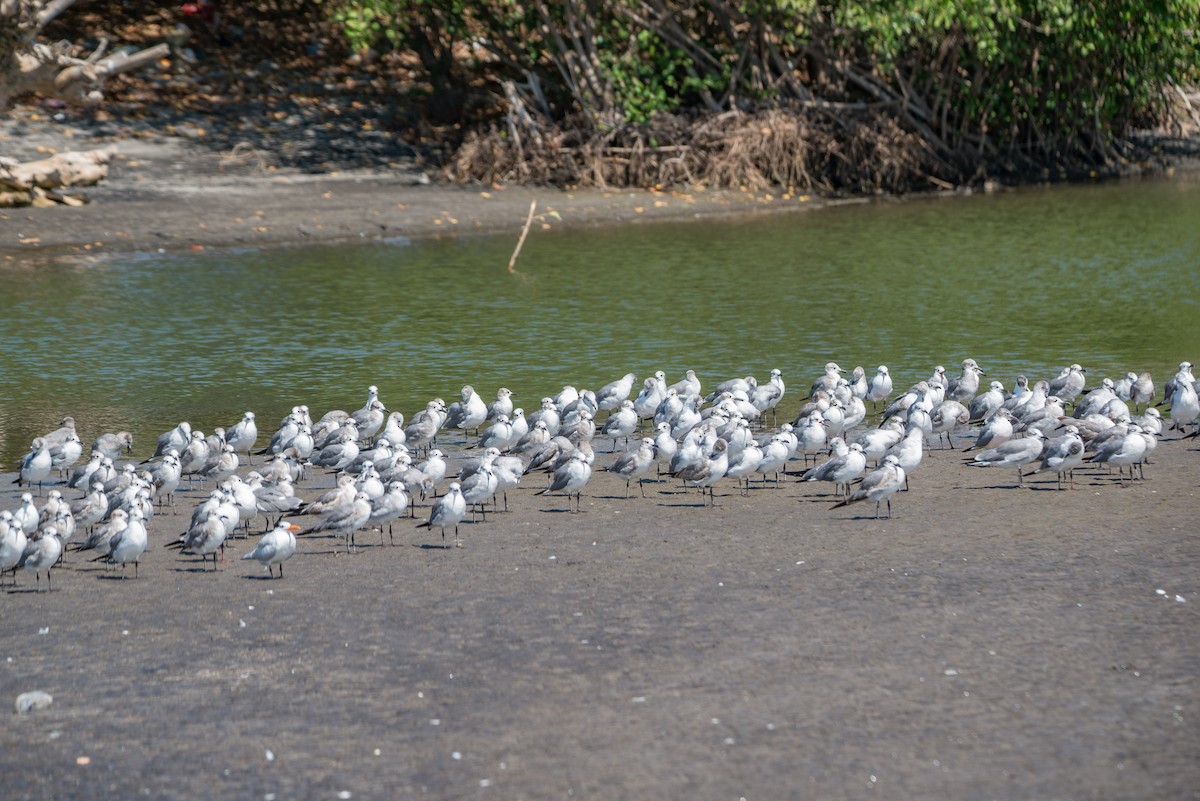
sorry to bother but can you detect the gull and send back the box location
[460,452,499,521]
[724,440,763,495]
[963,408,1016,452]
[488,455,523,512]
[929,400,969,449]
[668,369,702,400]
[841,394,867,433]
[91,431,133,460]
[1166,366,1199,436]
[12,493,40,535]
[1073,379,1117,419]
[600,400,638,450]
[0,512,27,586]
[417,482,467,547]
[366,481,410,544]
[1132,407,1163,438]
[967,430,1046,487]
[528,397,562,437]
[507,419,551,460]
[48,433,83,476]
[607,438,656,498]
[178,431,211,480]
[634,373,667,420]
[414,449,448,495]
[553,384,580,412]
[675,439,729,506]
[597,373,637,412]
[300,491,372,554]
[100,507,149,578]
[225,411,259,461]
[377,411,407,448]
[802,442,867,498]
[16,437,52,495]
[1015,396,1067,434]
[311,409,350,445]
[201,444,240,484]
[755,434,791,484]
[926,365,948,405]
[146,421,191,462]
[242,521,300,577]
[523,436,573,475]
[1161,361,1193,403]
[70,481,109,533]
[77,508,128,556]
[849,417,902,465]
[1088,425,1148,485]
[299,475,357,518]
[1128,371,1155,412]
[969,381,1007,423]
[884,425,925,487]
[946,358,986,403]
[404,400,445,451]
[311,422,361,470]
[651,422,678,473]
[561,409,596,445]
[751,368,786,425]
[821,399,848,440]
[706,375,756,404]
[478,414,516,451]
[795,416,828,465]
[148,451,182,509]
[257,414,301,456]
[351,399,389,442]
[248,474,303,529]
[1027,426,1085,489]
[883,381,932,420]
[487,387,515,421]
[41,416,77,447]
[809,362,845,397]
[1047,364,1087,403]
[847,366,868,399]
[353,463,386,502]
[18,526,63,591]
[831,455,906,519]
[867,366,893,413]
[68,452,104,490]
[178,507,234,570]
[536,450,592,512]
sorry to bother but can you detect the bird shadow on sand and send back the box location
[414,542,455,550]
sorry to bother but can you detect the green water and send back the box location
[2,176,1198,466]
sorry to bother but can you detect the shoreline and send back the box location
[4,107,1198,259]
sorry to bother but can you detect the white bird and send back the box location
[963,408,1016,452]
[607,438,657,498]
[946,358,985,403]
[634,374,667,420]
[801,442,866,498]
[809,362,844,397]
[831,455,906,519]
[300,491,372,554]
[101,507,149,578]
[929,400,969,449]
[1028,427,1085,490]
[675,439,729,506]
[351,399,389,442]
[91,431,134,460]
[968,381,1007,423]
[486,387,515,421]
[536,450,592,512]
[1047,363,1087,402]
[444,385,488,434]
[724,440,763,495]
[12,492,39,534]
[0,512,29,586]
[417,482,467,547]
[219,411,256,460]
[368,481,411,544]
[596,373,637,412]
[1088,425,1149,486]
[243,521,300,577]
[18,525,63,591]
[48,433,83,475]
[147,421,192,462]
[478,414,516,451]
[16,437,53,494]
[866,365,893,412]
[967,430,1046,487]
[668,369,701,400]
[601,399,639,451]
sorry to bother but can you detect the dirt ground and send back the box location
[1,423,1197,801]
[0,105,859,259]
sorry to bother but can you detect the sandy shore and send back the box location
[1,424,1198,800]
[0,115,863,258]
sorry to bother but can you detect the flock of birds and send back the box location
[3,358,1198,590]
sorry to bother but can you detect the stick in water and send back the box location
[507,199,537,273]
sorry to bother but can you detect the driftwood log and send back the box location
[1,0,168,205]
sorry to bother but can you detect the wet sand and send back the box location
[1,423,1197,800]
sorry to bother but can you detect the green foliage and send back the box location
[323,0,1200,169]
